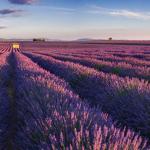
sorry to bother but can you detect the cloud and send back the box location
[48,6,75,12]
[0,26,6,29]
[8,0,36,5]
[109,10,150,20]
[88,6,150,20]
[0,9,23,15]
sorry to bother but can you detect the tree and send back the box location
[108,37,112,41]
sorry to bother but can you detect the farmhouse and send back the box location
[12,43,20,49]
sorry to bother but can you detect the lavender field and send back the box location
[0,41,150,149]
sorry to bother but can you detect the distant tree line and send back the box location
[33,38,46,42]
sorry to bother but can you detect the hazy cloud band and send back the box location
[8,0,36,5]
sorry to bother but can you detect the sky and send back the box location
[0,0,150,40]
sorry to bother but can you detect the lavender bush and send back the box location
[13,52,148,149]
[35,52,150,81]
[24,52,150,138]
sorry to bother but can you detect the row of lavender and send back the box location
[13,52,149,149]
[28,44,150,61]
[22,43,150,53]
[49,47,150,57]
[0,50,148,149]
[21,42,150,62]
[33,52,150,81]
[29,46,150,78]
[0,52,11,149]
[49,50,150,67]
[0,42,149,150]
[24,52,150,139]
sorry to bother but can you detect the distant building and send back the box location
[12,43,20,49]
